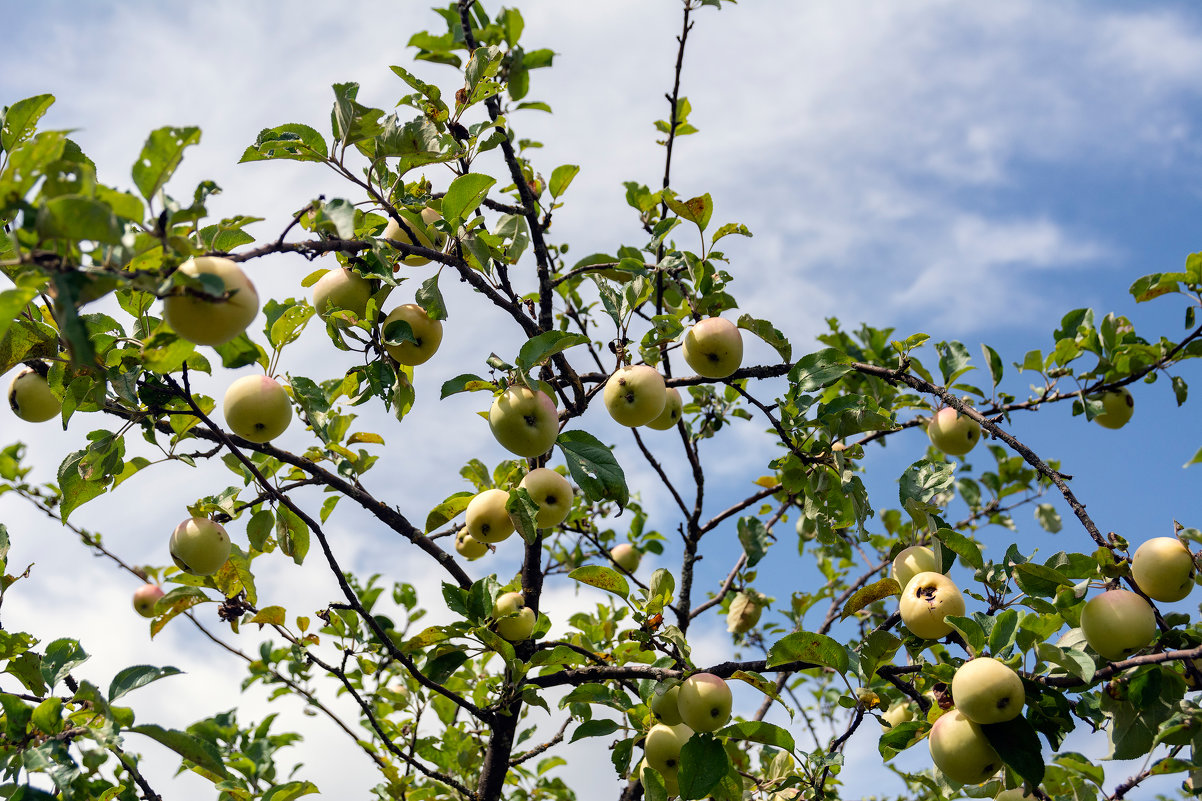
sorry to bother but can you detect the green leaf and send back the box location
[1035,503,1062,533]
[37,195,123,244]
[789,348,853,392]
[936,340,973,384]
[425,491,473,533]
[549,164,580,198]
[988,608,1019,655]
[981,716,1045,787]
[262,782,320,801]
[569,718,621,743]
[0,288,38,345]
[678,734,729,800]
[766,631,849,673]
[710,222,752,245]
[439,373,496,399]
[108,665,183,702]
[737,516,771,568]
[664,192,713,232]
[275,505,310,566]
[416,274,447,321]
[557,430,629,511]
[717,721,795,753]
[840,578,901,620]
[737,314,791,362]
[57,450,107,523]
[933,527,983,570]
[1,94,55,152]
[441,173,496,225]
[568,565,629,600]
[129,724,230,778]
[1185,445,1202,468]
[330,82,383,148]
[131,126,201,202]
[982,343,1003,387]
[516,331,588,371]
[239,123,328,163]
[40,639,88,689]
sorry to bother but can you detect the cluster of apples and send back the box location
[456,468,575,559]
[642,673,734,794]
[892,545,966,640]
[927,656,1026,785]
[491,590,536,642]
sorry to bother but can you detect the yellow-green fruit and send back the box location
[311,267,372,320]
[951,657,1025,724]
[162,256,259,346]
[645,387,683,430]
[891,545,940,592]
[643,722,693,783]
[611,543,641,573]
[604,365,667,427]
[455,530,489,560]
[223,375,292,443]
[8,368,60,422]
[927,407,981,456]
[898,572,965,639]
[518,468,573,528]
[169,517,232,576]
[1092,387,1134,429]
[489,386,559,458]
[132,584,164,618]
[879,702,915,729]
[928,709,1003,786]
[1131,537,1195,603]
[651,684,682,725]
[1080,589,1156,662]
[383,304,443,366]
[682,317,743,379]
[676,673,732,732]
[493,592,535,641]
[465,489,515,544]
[639,759,679,798]
[383,207,443,267]
[726,592,762,634]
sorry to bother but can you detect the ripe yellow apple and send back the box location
[493,591,535,641]
[311,267,372,321]
[383,304,443,366]
[169,517,232,576]
[928,708,1003,786]
[383,207,444,267]
[1092,387,1134,429]
[518,468,573,528]
[682,317,743,379]
[610,543,641,573]
[162,256,259,346]
[8,367,60,422]
[639,758,679,798]
[645,386,683,430]
[879,701,915,729]
[454,529,489,560]
[489,386,559,457]
[466,489,515,544]
[726,591,762,634]
[643,722,693,782]
[891,545,940,592]
[676,673,732,732]
[132,584,164,618]
[951,657,1025,724]
[926,407,981,457]
[1080,589,1156,662]
[223,375,292,443]
[1132,537,1195,603]
[604,365,667,427]
[899,572,966,639]
[651,684,682,725]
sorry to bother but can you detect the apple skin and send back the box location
[643,722,693,781]
[611,543,641,573]
[489,386,559,458]
[604,365,667,427]
[132,584,164,618]
[493,592,535,641]
[162,256,259,346]
[311,267,372,320]
[1132,537,1195,603]
[518,468,573,528]
[726,592,762,634]
[1080,589,1156,662]
[879,701,915,729]
[638,759,679,798]
[682,317,743,379]
[995,790,1036,801]
[8,368,60,422]
[927,407,981,457]
[645,387,683,431]
[383,304,443,366]
[651,684,683,725]
[891,545,940,592]
[454,529,489,560]
[1092,387,1134,429]
[169,517,232,576]
[676,673,733,732]
[899,571,966,639]
[223,375,292,443]
[465,489,515,544]
[928,708,1003,786]
[951,657,1025,724]
[383,207,444,267]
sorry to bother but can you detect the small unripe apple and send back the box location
[466,489,515,544]
[951,657,1025,724]
[162,256,259,346]
[311,267,372,320]
[454,529,489,560]
[928,708,1003,786]
[604,365,667,427]
[645,387,683,430]
[132,584,164,618]
[610,543,641,573]
[518,468,573,528]
[651,684,682,725]
[1131,537,1195,603]
[383,207,444,267]
[1080,589,1156,662]
[927,407,981,457]
[676,672,732,732]
[643,722,693,781]
[899,572,966,639]
[489,386,559,458]
[223,375,292,443]
[891,545,940,592]
[879,701,915,729]
[8,367,60,422]
[169,517,232,576]
[383,304,443,366]
[681,317,743,379]
[493,592,535,641]
[1092,387,1134,430]
[726,591,762,634]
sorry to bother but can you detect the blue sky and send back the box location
[3,1,1202,799]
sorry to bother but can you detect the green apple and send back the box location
[899,571,966,639]
[169,517,232,576]
[879,701,915,729]
[726,591,763,634]
[676,672,732,732]
[643,722,693,781]
[645,386,683,430]
[611,543,641,573]
[928,708,1003,786]
[1132,536,1195,603]
[927,407,981,457]
[951,657,1025,724]
[1080,589,1156,662]
[162,256,259,346]
[223,375,292,443]
[383,304,443,366]
[604,365,667,427]
[1092,387,1134,429]
[651,684,682,725]
[891,545,940,592]
[132,584,164,618]
[8,367,60,422]
[639,759,679,798]
[681,317,743,379]
[518,468,573,528]
[382,207,444,267]
[454,529,489,560]
[311,267,372,321]
[995,789,1036,800]
[493,592,535,641]
[465,489,515,544]
[489,386,559,458]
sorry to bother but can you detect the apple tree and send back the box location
[2,2,1202,800]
